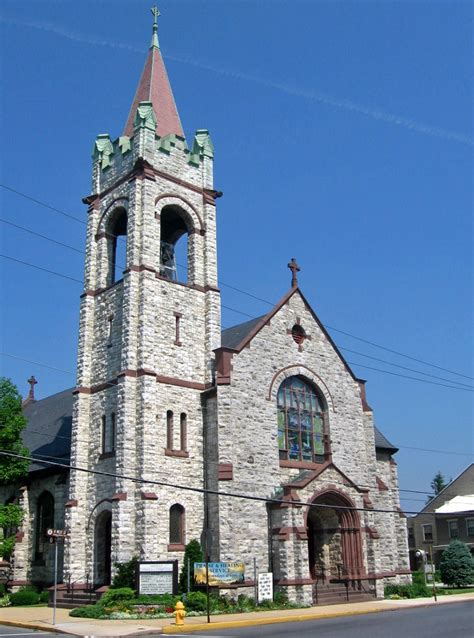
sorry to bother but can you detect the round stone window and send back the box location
[291,324,306,345]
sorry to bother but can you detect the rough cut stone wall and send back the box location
[214,290,408,600]
[66,118,218,583]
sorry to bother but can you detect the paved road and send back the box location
[0,627,72,638]
[172,602,474,637]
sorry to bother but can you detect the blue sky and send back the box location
[0,0,472,513]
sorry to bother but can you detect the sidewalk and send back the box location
[1,593,473,636]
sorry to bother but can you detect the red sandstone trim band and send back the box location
[141,492,158,500]
[165,449,189,458]
[111,492,127,501]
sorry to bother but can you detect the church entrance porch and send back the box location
[307,491,364,582]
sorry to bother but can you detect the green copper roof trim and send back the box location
[134,101,157,131]
[150,6,160,49]
[118,136,131,155]
[188,129,214,165]
[92,134,114,169]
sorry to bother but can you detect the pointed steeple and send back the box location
[123,7,184,139]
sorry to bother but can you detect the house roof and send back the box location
[123,15,184,139]
[435,495,474,515]
[22,388,74,473]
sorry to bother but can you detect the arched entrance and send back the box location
[307,491,364,580]
[94,510,112,585]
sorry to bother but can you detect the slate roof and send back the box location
[220,315,266,350]
[373,426,398,453]
[22,388,74,473]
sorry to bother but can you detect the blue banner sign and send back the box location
[194,562,245,586]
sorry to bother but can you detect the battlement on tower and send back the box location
[90,112,214,195]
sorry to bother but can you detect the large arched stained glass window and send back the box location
[277,376,325,462]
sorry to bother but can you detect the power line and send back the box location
[3,211,471,391]
[0,254,83,284]
[345,360,473,392]
[2,183,471,383]
[0,450,422,516]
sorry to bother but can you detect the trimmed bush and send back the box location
[384,583,430,599]
[38,591,49,603]
[100,587,135,605]
[439,541,474,587]
[9,590,39,606]
[69,604,105,618]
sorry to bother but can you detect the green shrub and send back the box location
[236,594,256,611]
[38,591,49,603]
[179,539,204,593]
[384,583,430,599]
[184,590,208,611]
[100,587,135,605]
[10,590,39,606]
[69,604,105,618]
[0,594,10,607]
[135,593,178,607]
[439,541,474,587]
[111,556,138,590]
[274,590,289,606]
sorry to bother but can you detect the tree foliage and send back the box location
[439,540,474,587]
[179,539,203,593]
[426,471,448,503]
[0,377,29,558]
[0,377,29,483]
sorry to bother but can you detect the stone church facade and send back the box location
[1,11,410,603]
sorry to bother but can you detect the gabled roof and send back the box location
[22,388,74,473]
[123,21,184,139]
[418,463,474,514]
[218,286,358,381]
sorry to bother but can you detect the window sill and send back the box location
[99,452,116,460]
[279,459,323,470]
[165,449,189,458]
[167,543,186,552]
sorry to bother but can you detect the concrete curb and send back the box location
[0,619,66,634]
[162,606,386,634]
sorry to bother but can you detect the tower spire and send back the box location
[150,6,160,49]
[123,6,184,139]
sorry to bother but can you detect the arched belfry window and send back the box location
[160,205,190,283]
[277,376,326,463]
[106,207,128,285]
[34,491,54,560]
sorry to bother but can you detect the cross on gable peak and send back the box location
[288,258,300,288]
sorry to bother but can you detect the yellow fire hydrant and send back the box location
[174,600,186,626]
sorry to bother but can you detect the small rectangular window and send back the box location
[422,524,433,541]
[111,413,116,452]
[466,518,474,537]
[448,519,458,539]
[101,414,115,455]
[180,413,187,451]
[101,415,107,454]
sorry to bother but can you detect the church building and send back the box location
[1,9,410,604]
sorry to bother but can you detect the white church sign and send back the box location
[138,560,178,595]
[257,572,273,603]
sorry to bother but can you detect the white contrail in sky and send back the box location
[2,16,472,147]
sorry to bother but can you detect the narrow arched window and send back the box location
[106,207,127,285]
[277,376,326,463]
[160,206,190,283]
[180,413,187,452]
[166,410,174,450]
[35,491,54,560]
[169,504,185,545]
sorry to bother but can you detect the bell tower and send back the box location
[65,8,221,584]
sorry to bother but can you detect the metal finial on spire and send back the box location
[288,258,300,288]
[150,6,160,48]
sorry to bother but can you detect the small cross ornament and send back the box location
[288,258,300,288]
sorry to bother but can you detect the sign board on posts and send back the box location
[137,561,178,596]
[194,562,245,586]
[257,572,273,603]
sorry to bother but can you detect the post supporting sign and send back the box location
[46,529,69,625]
[137,561,178,596]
